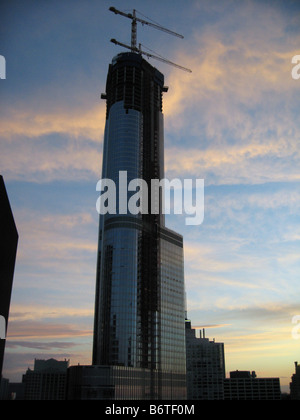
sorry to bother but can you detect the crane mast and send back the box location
[131,9,137,51]
[109,6,192,73]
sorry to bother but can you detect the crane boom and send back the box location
[109,6,191,73]
[109,6,184,50]
[110,38,192,73]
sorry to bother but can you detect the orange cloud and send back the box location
[164,136,300,184]
[162,6,299,157]
[8,304,94,323]
[0,103,106,181]
[6,320,92,340]
[0,104,106,141]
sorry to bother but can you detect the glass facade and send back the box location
[92,53,186,399]
[67,365,186,401]
[93,103,142,367]
[160,231,186,375]
[159,229,187,399]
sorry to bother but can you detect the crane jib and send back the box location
[109,6,191,73]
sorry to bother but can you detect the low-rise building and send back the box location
[185,320,225,400]
[224,370,281,400]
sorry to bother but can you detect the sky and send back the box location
[0,0,299,393]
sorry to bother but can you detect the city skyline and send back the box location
[0,0,299,394]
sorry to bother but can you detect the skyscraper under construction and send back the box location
[67,9,188,400]
[92,51,186,399]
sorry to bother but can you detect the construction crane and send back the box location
[109,6,192,73]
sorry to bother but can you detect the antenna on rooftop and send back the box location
[109,6,192,73]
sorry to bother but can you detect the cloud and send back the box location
[6,341,79,350]
[0,135,103,183]
[161,1,300,187]
[190,323,232,330]
[3,304,94,380]
[6,304,94,344]
[6,320,92,340]
[8,304,94,323]
[8,207,98,315]
[164,137,300,184]
[0,104,106,142]
[14,210,97,262]
[164,40,297,130]
[184,241,265,279]
[0,103,106,182]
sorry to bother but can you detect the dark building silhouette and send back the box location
[0,175,18,378]
[224,370,281,400]
[8,382,25,400]
[185,320,225,400]
[22,359,69,400]
[68,52,187,400]
[0,377,9,400]
[290,361,300,400]
[0,379,25,400]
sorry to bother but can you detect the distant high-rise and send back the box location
[0,175,18,378]
[185,320,225,400]
[89,52,187,400]
[290,361,300,400]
